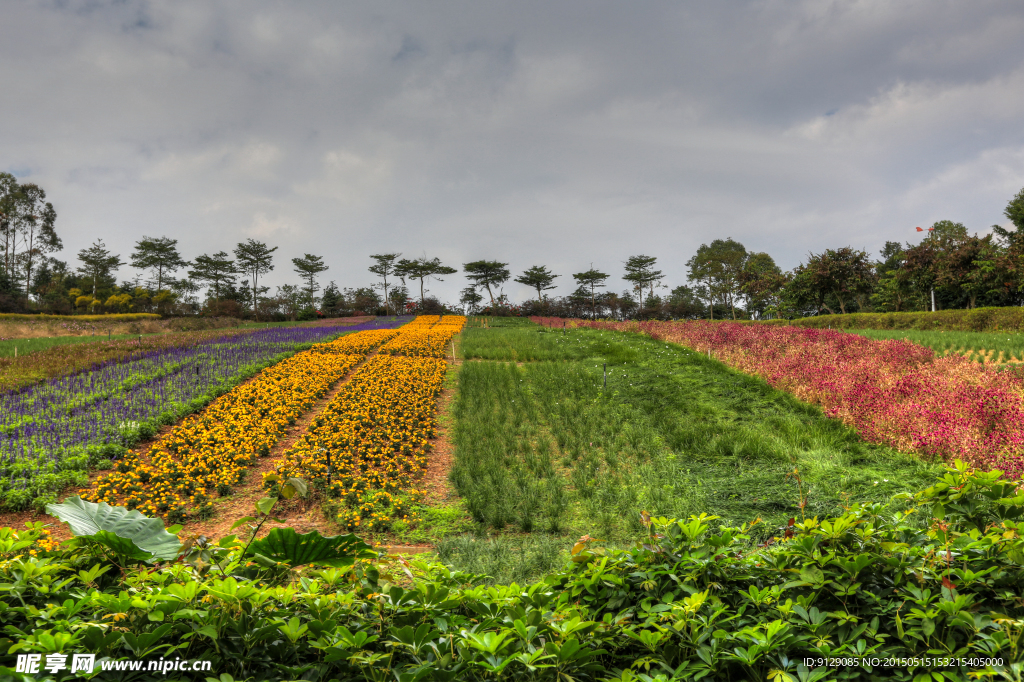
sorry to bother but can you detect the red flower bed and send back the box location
[532,317,1024,480]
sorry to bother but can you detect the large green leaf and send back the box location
[47,496,181,562]
[243,528,375,567]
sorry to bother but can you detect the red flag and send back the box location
[916,227,923,231]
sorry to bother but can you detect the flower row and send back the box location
[309,329,400,355]
[83,348,369,520]
[378,316,466,358]
[268,354,449,531]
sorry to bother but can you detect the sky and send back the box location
[3,0,1024,304]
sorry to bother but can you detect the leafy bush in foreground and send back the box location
[1,463,1022,680]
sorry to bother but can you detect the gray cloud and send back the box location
[3,0,1024,303]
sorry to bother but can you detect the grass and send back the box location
[848,328,1024,363]
[441,324,940,583]
[436,533,570,586]
[385,503,475,546]
[0,333,164,358]
[465,316,537,328]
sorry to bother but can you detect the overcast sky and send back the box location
[4,0,1024,303]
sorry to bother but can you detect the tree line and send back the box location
[457,186,1024,320]
[3,171,1023,320]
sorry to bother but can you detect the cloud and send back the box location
[2,0,1023,301]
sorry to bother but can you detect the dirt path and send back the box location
[414,365,459,508]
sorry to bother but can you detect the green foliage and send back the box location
[437,533,570,586]
[1,463,1022,680]
[385,503,474,545]
[46,495,182,563]
[243,528,375,568]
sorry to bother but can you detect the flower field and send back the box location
[72,315,463,524]
[0,318,406,511]
[84,351,366,521]
[537,317,1024,480]
[274,315,464,530]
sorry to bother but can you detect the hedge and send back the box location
[758,307,1024,332]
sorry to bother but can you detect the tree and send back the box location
[903,221,971,310]
[395,256,457,308]
[10,183,60,298]
[344,287,382,314]
[622,255,663,316]
[321,281,342,317]
[1005,186,1024,233]
[686,239,747,320]
[130,236,188,292]
[666,285,707,319]
[800,247,876,315]
[276,284,302,321]
[172,278,201,314]
[871,242,919,312]
[572,268,609,320]
[389,286,410,315]
[463,260,511,309]
[737,251,786,319]
[459,286,483,315]
[292,253,329,309]
[514,265,558,302]
[33,257,71,313]
[233,239,278,320]
[77,239,123,299]
[368,253,401,314]
[188,251,237,301]
[0,173,17,281]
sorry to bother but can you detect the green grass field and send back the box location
[0,333,163,358]
[440,324,938,583]
[848,328,1024,363]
